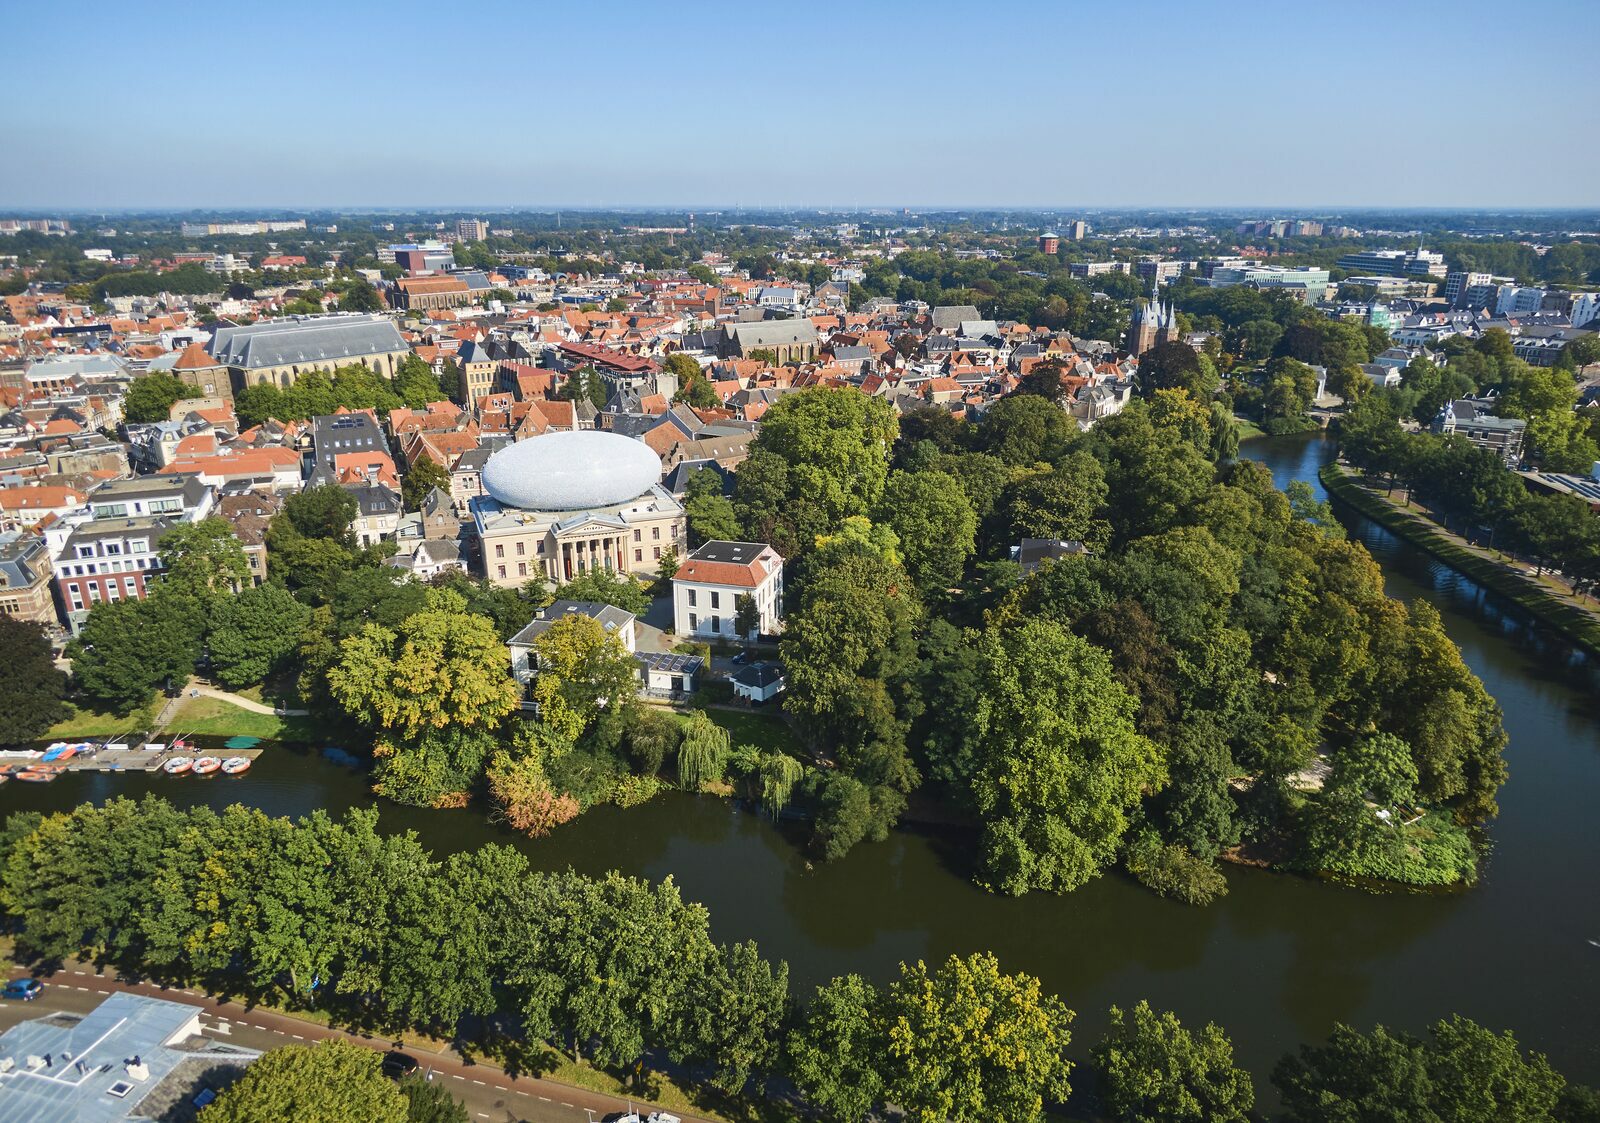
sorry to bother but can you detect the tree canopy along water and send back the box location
[5,432,1596,1090]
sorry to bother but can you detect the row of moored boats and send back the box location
[162,755,252,776]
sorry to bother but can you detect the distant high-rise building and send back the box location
[1336,248,1446,279]
[1038,232,1060,255]
[456,218,489,242]
[1066,220,1088,241]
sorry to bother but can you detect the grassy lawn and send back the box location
[1234,415,1268,441]
[168,695,313,741]
[235,671,303,709]
[680,706,802,757]
[42,702,150,740]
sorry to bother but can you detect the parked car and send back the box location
[381,1051,421,1080]
[730,650,752,665]
[3,979,43,1001]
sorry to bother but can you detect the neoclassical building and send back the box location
[471,430,685,587]
[208,314,410,390]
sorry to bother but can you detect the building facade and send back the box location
[672,540,784,639]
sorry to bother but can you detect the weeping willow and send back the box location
[676,711,731,790]
[760,752,806,820]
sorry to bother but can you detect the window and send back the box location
[689,612,697,630]
[494,544,504,558]
[88,584,101,603]
[104,542,121,556]
[518,562,527,576]
[687,589,696,606]
[710,591,720,609]
[124,577,137,594]
[653,546,661,559]
[710,616,720,633]
[651,526,660,540]
[634,549,642,562]
[515,542,525,556]
[671,523,679,539]
[497,565,506,578]
[633,529,641,542]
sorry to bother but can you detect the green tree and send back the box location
[884,952,1075,1123]
[207,584,312,690]
[961,619,1165,894]
[282,484,360,546]
[68,594,202,711]
[1136,340,1215,400]
[1092,1000,1254,1123]
[528,614,639,743]
[402,453,451,510]
[734,388,898,559]
[734,592,760,639]
[1274,1016,1565,1123]
[327,588,520,802]
[979,393,1072,466]
[684,468,740,545]
[124,372,200,422]
[876,469,977,596]
[339,279,384,313]
[398,1074,470,1123]
[786,973,888,1120]
[155,517,250,603]
[676,710,730,789]
[199,1040,407,1123]
[552,567,650,616]
[0,617,67,744]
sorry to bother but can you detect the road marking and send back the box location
[538,1096,550,1102]
[561,1103,574,1108]
[451,1074,466,1081]
[471,1078,486,1085]
[290,1034,304,1040]
[72,986,89,992]
[478,1115,490,1120]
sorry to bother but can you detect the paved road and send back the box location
[3,964,702,1123]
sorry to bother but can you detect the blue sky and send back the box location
[3,0,1595,210]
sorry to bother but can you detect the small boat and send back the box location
[13,770,56,783]
[40,743,76,763]
[220,757,252,775]
[190,756,222,776]
[163,756,194,775]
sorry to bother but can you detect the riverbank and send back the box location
[1319,462,1600,658]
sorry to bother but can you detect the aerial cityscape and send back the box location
[0,2,1597,1121]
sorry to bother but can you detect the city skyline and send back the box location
[4,0,1595,210]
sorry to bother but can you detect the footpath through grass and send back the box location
[1320,463,1600,656]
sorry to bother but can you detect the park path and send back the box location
[191,683,310,717]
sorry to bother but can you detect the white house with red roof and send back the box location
[672,540,783,640]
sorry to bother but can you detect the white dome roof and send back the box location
[482,430,663,511]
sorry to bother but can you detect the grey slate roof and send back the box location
[931,305,981,331]
[723,318,819,350]
[508,599,636,646]
[208,314,405,369]
[0,532,47,589]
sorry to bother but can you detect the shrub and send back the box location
[1125,832,1230,905]
[486,752,579,837]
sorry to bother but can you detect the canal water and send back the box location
[4,433,1597,1087]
